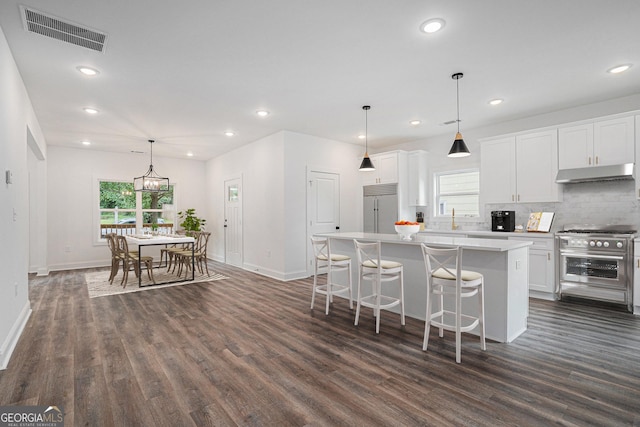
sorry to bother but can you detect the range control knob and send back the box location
[603,241,610,248]
[617,241,624,249]
[589,241,596,247]
[596,241,603,247]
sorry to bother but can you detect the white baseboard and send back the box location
[48,260,110,272]
[0,300,32,370]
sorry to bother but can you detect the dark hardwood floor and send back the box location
[2,261,640,426]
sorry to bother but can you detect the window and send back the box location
[434,169,479,217]
[98,180,175,238]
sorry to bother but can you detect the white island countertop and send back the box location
[316,231,532,343]
[317,231,533,252]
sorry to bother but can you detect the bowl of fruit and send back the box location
[394,220,421,241]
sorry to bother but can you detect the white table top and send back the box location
[316,231,532,252]
[125,234,195,245]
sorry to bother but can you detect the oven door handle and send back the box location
[559,251,624,261]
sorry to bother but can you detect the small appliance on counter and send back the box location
[491,210,515,232]
[416,212,425,231]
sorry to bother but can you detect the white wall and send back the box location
[205,130,361,280]
[47,146,207,271]
[0,25,46,369]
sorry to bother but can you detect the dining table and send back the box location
[125,234,196,287]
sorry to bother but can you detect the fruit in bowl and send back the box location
[394,220,420,241]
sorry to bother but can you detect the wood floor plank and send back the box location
[2,262,640,425]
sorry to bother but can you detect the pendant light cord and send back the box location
[456,77,460,134]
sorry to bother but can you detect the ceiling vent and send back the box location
[21,6,107,52]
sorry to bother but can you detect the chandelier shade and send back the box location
[134,139,170,192]
[448,72,470,158]
[359,105,376,171]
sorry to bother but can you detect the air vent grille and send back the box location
[21,7,107,52]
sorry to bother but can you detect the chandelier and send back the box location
[134,139,170,192]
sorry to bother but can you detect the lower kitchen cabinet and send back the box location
[509,236,556,300]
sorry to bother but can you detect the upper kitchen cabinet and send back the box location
[361,151,401,185]
[636,115,640,199]
[408,150,428,206]
[558,115,635,170]
[481,130,561,204]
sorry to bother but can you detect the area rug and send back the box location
[85,266,228,298]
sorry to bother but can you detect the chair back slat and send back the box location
[420,244,462,285]
[354,240,381,270]
[310,236,330,260]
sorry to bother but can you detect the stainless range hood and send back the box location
[555,163,635,183]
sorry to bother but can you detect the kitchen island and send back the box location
[316,232,532,343]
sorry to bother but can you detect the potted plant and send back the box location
[178,208,206,234]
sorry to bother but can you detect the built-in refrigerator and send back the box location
[363,184,398,234]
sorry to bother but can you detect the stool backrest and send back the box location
[310,236,330,260]
[115,235,130,256]
[420,244,462,285]
[354,240,381,270]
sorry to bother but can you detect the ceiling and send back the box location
[1,0,639,160]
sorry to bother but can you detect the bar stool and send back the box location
[353,239,405,334]
[310,236,353,315]
[420,244,486,363]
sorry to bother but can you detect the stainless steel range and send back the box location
[556,224,636,311]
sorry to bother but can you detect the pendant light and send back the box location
[359,105,375,171]
[134,139,170,192]
[448,72,470,158]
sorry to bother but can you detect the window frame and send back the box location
[94,177,177,244]
[433,168,480,218]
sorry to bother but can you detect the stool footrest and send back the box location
[430,310,480,333]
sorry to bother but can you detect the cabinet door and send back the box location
[377,152,399,184]
[529,249,555,293]
[593,116,635,166]
[636,116,640,200]
[408,151,428,206]
[516,130,560,203]
[480,136,516,203]
[635,255,640,310]
[558,124,593,169]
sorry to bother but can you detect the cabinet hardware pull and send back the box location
[512,194,515,202]
[517,194,520,202]
[595,156,599,165]
[588,156,591,165]
[548,253,550,261]
[637,259,639,269]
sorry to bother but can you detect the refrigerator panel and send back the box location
[363,196,376,233]
[376,194,398,234]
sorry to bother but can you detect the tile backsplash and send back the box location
[428,179,640,232]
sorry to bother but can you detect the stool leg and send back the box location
[399,270,405,326]
[375,276,381,334]
[423,280,433,351]
[325,263,331,315]
[311,260,318,309]
[478,280,486,351]
[354,268,362,326]
[438,285,444,338]
[347,262,353,310]
[456,287,462,364]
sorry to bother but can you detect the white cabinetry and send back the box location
[362,151,399,185]
[408,150,428,206]
[558,115,635,169]
[481,130,560,204]
[510,236,556,300]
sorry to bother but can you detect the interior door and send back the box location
[307,170,340,274]
[224,177,243,267]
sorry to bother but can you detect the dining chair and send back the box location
[105,233,123,285]
[310,236,353,315]
[420,244,486,363]
[353,239,405,334]
[115,235,156,287]
[174,231,211,278]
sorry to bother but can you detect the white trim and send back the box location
[0,301,32,370]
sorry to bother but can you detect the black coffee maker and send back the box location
[491,211,515,232]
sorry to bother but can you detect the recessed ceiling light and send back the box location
[419,18,445,34]
[224,131,235,137]
[83,107,99,114]
[256,110,270,117]
[81,140,91,145]
[409,120,422,126]
[77,66,99,76]
[358,134,366,140]
[186,151,194,157]
[488,99,503,106]
[608,64,632,74]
